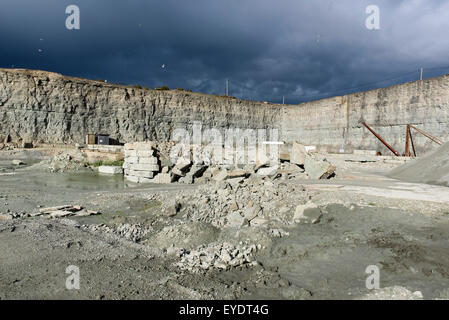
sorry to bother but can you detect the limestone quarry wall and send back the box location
[0,69,281,145]
[1,68,448,154]
[283,76,449,153]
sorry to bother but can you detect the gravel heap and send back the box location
[82,223,153,243]
[168,175,311,228]
[175,241,261,272]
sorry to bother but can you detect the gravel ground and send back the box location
[2,148,449,300]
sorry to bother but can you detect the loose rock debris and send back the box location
[37,205,100,218]
[175,242,261,272]
[2,142,449,300]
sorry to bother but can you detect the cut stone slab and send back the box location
[172,167,186,177]
[257,166,279,176]
[124,142,156,151]
[213,170,229,182]
[125,156,139,164]
[128,163,159,172]
[228,169,249,179]
[175,158,192,171]
[138,157,158,165]
[189,165,207,178]
[279,143,291,161]
[153,173,174,184]
[304,157,336,179]
[179,173,194,184]
[39,205,82,214]
[124,150,137,157]
[127,170,154,178]
[98,166,123,174]
[290,142,307,165]
[136,150,155,157]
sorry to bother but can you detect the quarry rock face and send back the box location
[1,68,448,154]
[0,69,280,146]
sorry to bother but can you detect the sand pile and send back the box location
[388,142,449,187]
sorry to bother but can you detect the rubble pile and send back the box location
[152,172,314,229]
[121,140,336,184]
[46,149,89,172]
[175,241,260,272]
[82,223,152,243]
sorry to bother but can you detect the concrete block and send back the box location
[129,163,159,172]
[257,166,279,176]
[136,150,155,157]
[153,173,174,184]
[98,166,123,174]
[290,142,307,165]
[127,170,154,178]
[139,157,158,165]
[124,150,137,157]
[125,156,139,164]
[304,157,336,179]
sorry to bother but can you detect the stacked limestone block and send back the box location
[123,142,160,183]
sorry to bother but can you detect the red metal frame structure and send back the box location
[404,124,443,157]
[361,122,401,156]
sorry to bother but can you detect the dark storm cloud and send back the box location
[1,0,449,103]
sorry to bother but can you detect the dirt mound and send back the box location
[388,142,449,187]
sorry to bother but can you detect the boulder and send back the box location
[12,160,25,166]
[257,165,279,176]
[228,169,249,179]
[175,157,192,171]
[189,164,207,178]
[244,204,262,221]
[279,143,291,161]
[304,157,336,179]
[153,173,174,184]
[179,173,194,184]
[226,212,249,228]
[294,203,322,224]
[290,142,307,165]
[213,170,229,182]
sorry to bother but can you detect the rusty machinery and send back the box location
[361,122,444,157]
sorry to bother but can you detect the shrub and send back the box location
[92,160,124,167]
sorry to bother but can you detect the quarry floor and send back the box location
[1,148,449,300]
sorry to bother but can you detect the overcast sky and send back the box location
[1,0,449,103]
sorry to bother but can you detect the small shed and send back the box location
[86,134,96,145]
[97,134,110,145]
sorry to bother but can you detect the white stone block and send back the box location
[98,166,123,174]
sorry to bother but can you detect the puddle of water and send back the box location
[0,159,41,173]
[25,171,138,191]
